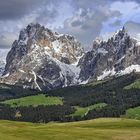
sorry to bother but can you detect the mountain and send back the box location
[1,24,140,91]
[79,27,140,82]
[0,49,9,76]
[0,23,84,91]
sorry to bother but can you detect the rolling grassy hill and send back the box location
[69,103,107,117]
[0,118,139,140]
[1,94,63,107]
[125,106,140,120]
[124,80,140,89]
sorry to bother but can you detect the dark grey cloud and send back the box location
[0,0,139,49]
[0,0,60,20]
[111,0,140,4]
[0,0,40,20]
[71,20,83,27]
[0,0,61,49]
[71,0,140,12]
[122,0,140,3]
[135,0,140,3]
[70,0,107,9]
[35,6,58,24]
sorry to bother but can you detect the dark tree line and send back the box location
[0,72,140,123]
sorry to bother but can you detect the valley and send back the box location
[0,72,139,123]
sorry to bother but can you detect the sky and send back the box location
[0,0,140,50]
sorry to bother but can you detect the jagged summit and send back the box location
[93,26,129,50]
[1,23,84,90]
[4,23,84,74]
[79,27,140,81]
[1,24,140,91]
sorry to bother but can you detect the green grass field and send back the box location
[70,103,107,117]
[125,106,140,120]
[124,80,140,89]
[1,94,63,107]
[0,118,139,140]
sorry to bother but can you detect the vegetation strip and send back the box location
[1,94,63,107]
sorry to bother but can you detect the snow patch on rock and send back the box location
[97,48,108,55]
[118,65,140,75]
[97,68,116,80]
[97,65,140,80]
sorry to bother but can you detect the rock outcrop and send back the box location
[1,24,140,91]
[79,27,140,81]
[1,23,84,90]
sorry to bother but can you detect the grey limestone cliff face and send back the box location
[1,23,84,90]
[79,27,140,81]
[1,25,140,91]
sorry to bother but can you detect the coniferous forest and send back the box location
[0,72,139,123]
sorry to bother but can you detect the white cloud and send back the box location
[101,1,140,37]
[110,1,138,15]
[0,33,17,48]
[57,6,121,48]
[0,0,140,49]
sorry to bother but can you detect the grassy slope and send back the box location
[1,94,63,107]
[0,118,140,140]
[124,80,140,89]
[70,103,107,117]
[125,106,140,120]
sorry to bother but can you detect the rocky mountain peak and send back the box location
[91,27,129,56]
[0,49,9,76]
[4,23,84,75]
[115,26,126,37]
[79,27,140,82]
[0,23,84,91]
[92,37,103,49]
[1,25,140,91]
